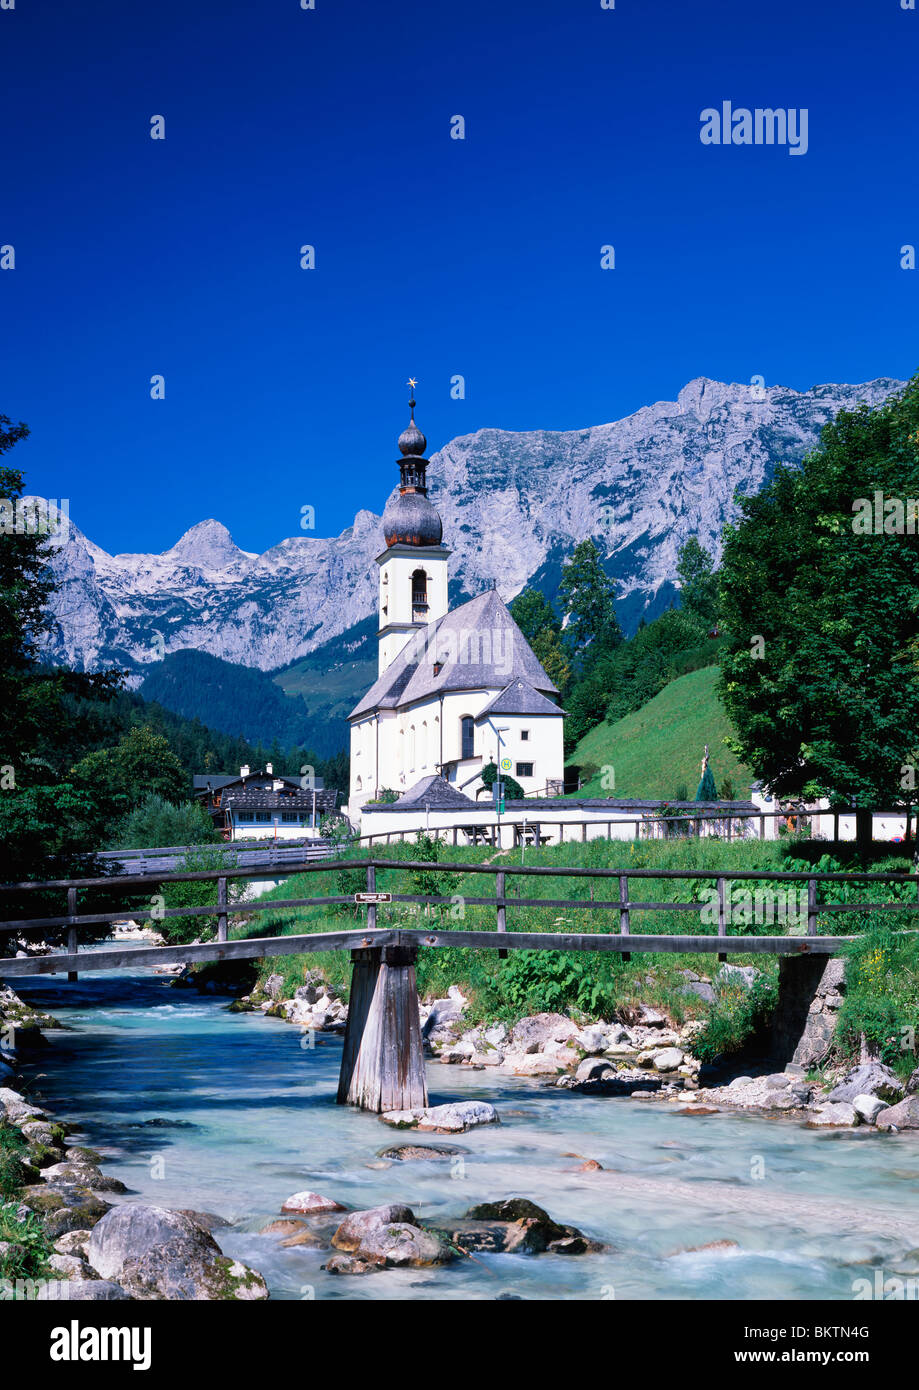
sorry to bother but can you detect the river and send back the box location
[15,956,919,1302]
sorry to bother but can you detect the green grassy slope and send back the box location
[569,664,752,799]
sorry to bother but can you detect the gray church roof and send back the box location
[350,589,559,720]
[475,677,564,721]
[364,774,480,812]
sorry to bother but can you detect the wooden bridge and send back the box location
[2,856,917,1114]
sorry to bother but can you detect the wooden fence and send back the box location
[2,856,919,979]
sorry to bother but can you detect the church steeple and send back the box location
[376,380,451,675]
[382,385,443,548]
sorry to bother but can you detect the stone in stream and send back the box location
[379,1101,499,1133]
[509,1013,579,1052]
[805,1103,860,1128]
[328,1204,453,1272]
[378,1142,469,1162]
[281,1190,346,1215]
[575,1057,616,1084]
[88,1203,268,1300]
[853,1094,887,1125]
[875,1096,919,1131]
[18,1183,111,1237]
[461,1198,605,1255]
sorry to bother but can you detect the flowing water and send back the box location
[15,954,919,1302]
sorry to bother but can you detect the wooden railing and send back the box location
[2,857,919,979]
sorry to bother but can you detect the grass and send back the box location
[569,664,752,799]
[204,835,803,1027]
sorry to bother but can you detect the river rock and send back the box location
[329,1204,452,1270]
[502,1052,568,1075]
[421,985,468,1040]
[509,1013,579,1052]
[281,1190,346,1215]
[806,1102,860,1128]
[575,1057,616,1083]
[463,1198,603,1255]
[331,1205,414,1249]
[653,1048,684,1073]
[575,1026,609,1055]
[87,1203,268,1300]
[378,1143,468,1161]
[828,1062,905,1106]
[49,1253,93,1279]
[19,1183,110,1235]
[380,1101,499,1132]
[36,1279,131,1300]
[53,1229,92,1257]
[41,1161,127,1194]
[853,1094,887,1125]
[876,1096,919,1131]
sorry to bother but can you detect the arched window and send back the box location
[420,721,428,768]
[461,715,475,760]
[411,569,428,614]
[409,725,416,771]
[355,775,362,791]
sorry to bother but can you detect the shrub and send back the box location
[836,925,919,1067]
[111,794,219,851]
[692,975,778,1065]
[158,845,239,945]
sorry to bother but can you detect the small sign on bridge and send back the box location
[354,891,392,904]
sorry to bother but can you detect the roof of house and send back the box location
[221,788,338,812]
[349,589,559,720]
[363,774,480,813]
[474,677,564,721]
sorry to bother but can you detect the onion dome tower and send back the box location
[375,382,451,675]
[382,394,443,547]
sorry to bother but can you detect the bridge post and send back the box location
[66,886,78,982]
[772,953,843,1068]
[337,941,427,1113]
[216,877,228,943]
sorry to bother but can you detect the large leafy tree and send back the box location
[558,539,622,663]
[510,586,571,694]
[718,375,919,853]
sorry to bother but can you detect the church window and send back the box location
[521,729,530,741]
[411,569,428,614]
[461,716,475,760]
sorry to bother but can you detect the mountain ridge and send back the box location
[38,374,903,677]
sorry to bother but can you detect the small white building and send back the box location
[348,398,566,823]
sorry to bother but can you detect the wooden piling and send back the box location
[338,942,427,1113]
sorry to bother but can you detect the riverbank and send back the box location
[0,981,269,1301]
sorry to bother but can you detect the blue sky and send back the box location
[1,0,917,556]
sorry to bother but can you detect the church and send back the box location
[347,394,566,818]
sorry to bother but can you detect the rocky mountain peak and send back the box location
[164,519,248,570]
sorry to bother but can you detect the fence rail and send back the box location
[2,855,919,978]
[353,806,919,847]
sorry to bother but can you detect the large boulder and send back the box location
[379,1101,499,1132]
[853,1094,887,1125]
[87,1204,267,1301]
[876,1096,919,1131]
[828,1062,905,1105]
[328,1204,452,1271]
[653,1048,684,1073]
